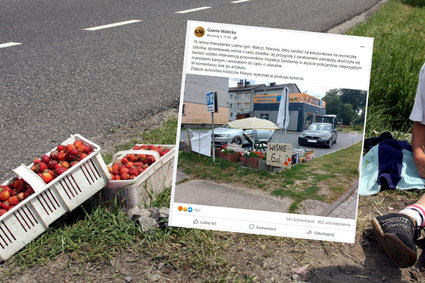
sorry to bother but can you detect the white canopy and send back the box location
[227,117,280,130]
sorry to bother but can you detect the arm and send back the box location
[412,122,425,178]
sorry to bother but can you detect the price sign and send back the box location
[266,143,293,168]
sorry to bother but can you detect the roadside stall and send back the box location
[227,117,279,151]
[182,117,317,171]
[0,134,175,262]
[215,117,316,170]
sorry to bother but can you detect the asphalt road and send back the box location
[270,131,363,158]
[0,0,380,179]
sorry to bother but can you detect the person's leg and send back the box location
[373,65,425,267]
[371,196,425,268]
[372,212,419,268]
[371,121,425,267]
[399,194,425,227]
[413,194,425,208]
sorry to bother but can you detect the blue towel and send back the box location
[359,140,425,195]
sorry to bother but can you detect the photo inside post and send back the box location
[169,21,373,243]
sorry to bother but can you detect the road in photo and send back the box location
[270,131,363,157]
[0,0,380,178]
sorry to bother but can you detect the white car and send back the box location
[212,125,274,146]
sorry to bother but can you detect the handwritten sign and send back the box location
[266,143,293,168]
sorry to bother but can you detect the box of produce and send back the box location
[0,175,45,261]
[28,134,110,212]
[103,144,175,211]
[0,134,110,261]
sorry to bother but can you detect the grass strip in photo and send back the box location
[179,142,361,213]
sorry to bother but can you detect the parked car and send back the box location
[298,123,337,148]
[213,125,274,146]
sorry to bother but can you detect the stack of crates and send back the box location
[0,134,110,261]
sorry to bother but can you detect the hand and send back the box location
[413,150,425,178]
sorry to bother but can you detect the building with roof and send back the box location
[254,82,301,96]
[228,81,301,120]
[181,74,229,127]
[228,80,265,120]
[253,92,326,132]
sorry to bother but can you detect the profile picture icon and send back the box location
[194,26,205,37]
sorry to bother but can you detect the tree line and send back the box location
[322,89,366,126]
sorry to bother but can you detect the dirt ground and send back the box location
[3,190,425,282]
[0,110,422,282]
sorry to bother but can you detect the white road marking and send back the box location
[83,20,142,31]
[231,0,250,3]
[0,42,22,49]
[175,6,211,14]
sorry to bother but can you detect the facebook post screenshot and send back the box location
[169,21,373,243]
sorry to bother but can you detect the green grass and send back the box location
[314,173,335,182]
[6,117,233,277]
[147,186,172,208]
[11,187,231,276]
[275,162,308,180]
[103,117,177,164]
[272,185,324,213]
[13,203,142,267]
[280,179,295,188]
[339,126,363,133]
[179,152,275,184]
[347,1,425,137]
[142,227,230,274]
[8,118,179,268]
[179,143,361,213]
[6,2,425,280]
[311,144,361,175]
[330,186,345,193]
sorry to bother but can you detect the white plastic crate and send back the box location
[0,169,48,262]
[0,134,110,261]
[12,164,67,227]
[51,151,110,211]
[29,134,110,212]
[0,195,48,261]
[103,145,175,211]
